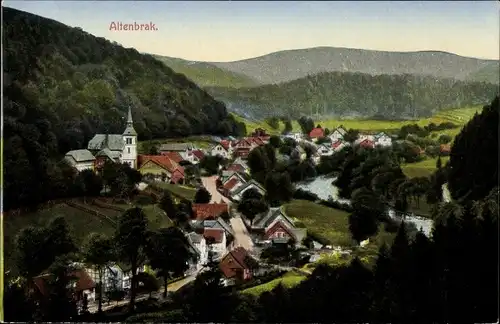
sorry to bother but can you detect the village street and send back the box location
[87,274,196,314]
[201,176,230,203]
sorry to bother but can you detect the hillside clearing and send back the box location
[151,182,197,201]
[402,157,450,178]
[283,200,354,247]
[138,136,214,153]
[241,271,306,295]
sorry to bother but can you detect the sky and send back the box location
[5,1,500,62]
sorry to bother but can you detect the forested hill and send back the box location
[2,7,245,210]
[210,47,500,85]
[3,7,245,148]
[206,72,499,120]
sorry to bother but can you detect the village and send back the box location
[54,106,415,312]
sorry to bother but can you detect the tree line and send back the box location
[205,71,498,120]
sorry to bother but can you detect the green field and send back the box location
[319,106,482,133]
[138,136,214,154]
[402,156,450,178]
[151,182,197,201]
[284,200,355,247]
[241,271,306,296]
[154,55,260,88]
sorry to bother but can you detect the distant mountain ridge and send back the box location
[204,47,499,85]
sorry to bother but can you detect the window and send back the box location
[126,138,132,145]
[127,147,130,154]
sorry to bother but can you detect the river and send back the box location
[296,176,434,236]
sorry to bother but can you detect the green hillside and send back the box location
[208,72,498,120]
[466,61,500,84]
[154,55,260,88]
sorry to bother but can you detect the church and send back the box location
[63,107,138,172]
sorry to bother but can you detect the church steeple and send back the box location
[123,106,137,136]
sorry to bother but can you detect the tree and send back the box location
[448,96,499,201]
[82,233,115,313]
[114,207,149,312]
[266,116,280,129]
[146,227,196,298]
[437,134,452,144]
[264,172,294,206]
[159,190,177,220]
[237,198,269,225]
[194,187,212,204]
[269,135,281,148]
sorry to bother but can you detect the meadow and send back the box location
[402,156,450,178]
[150,182,197,201]
[241,271,307,296]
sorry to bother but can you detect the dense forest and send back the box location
[3,7,245,210]
[207,72,498,119]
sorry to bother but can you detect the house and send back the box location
[64,149,96,172]
[192,203,229,220]
[356,134,375,144]
[94,148,120,171]
[159,143,195,160]
[252,207,295,231]
[86,264,146,294]
[358,139,375,149]
[248,137,265,147]
[219,247,257,285]
[221,176,246,196]
[184,149,205,164]
[251,128,268,137]
[161,151,184,164]
[210,142,232,159]
[309,127,325,141]
[251,207,307,244]
[232,138,254,158]
[440,144,451,154]
[226,163,247,174]
[317,143,334,157]
[137,155,184,183]
[332,140,350,152]
[329,126,347,142]
[230,180,267,202]
[88,107,137,168]
[233,157,249,169]
[34,268,96,303]
[374,132,392,147]
[186,232,208,272]
[204,228,227,260]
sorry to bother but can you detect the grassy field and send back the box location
[152,182,197,201]
[283,200,355,247]
[138,136,214,154]
[319,106,482,133]
[241,271,306,296]
[402,156,450,178]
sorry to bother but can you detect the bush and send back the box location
[318,199,353,212]
[125,309,187,323]
[438,134,452,144]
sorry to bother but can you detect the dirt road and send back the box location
[201,176,229,203]
[229,212,255,251]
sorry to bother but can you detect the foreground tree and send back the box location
[114,207,149,312]
[146,227,196,298]
[82,233,115,313]
[194,187,212,204]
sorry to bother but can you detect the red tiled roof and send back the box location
[359,139,375,148]
[219,140,231,151]
[170,168,185,183]
[223,178,240,191]
[161,151,184,163]
[264,220,296,240]
[192,150,205,160]
[138,155,179,173]
[309,128,324,138]
[192,203,228,220]
[204,228,224,244]
[219,247,251,278]
[332,141,344,149]
[233,139,252,147]
[227,164,245,173]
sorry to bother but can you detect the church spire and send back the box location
[123,106,137,136]
[127,106,133,125]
